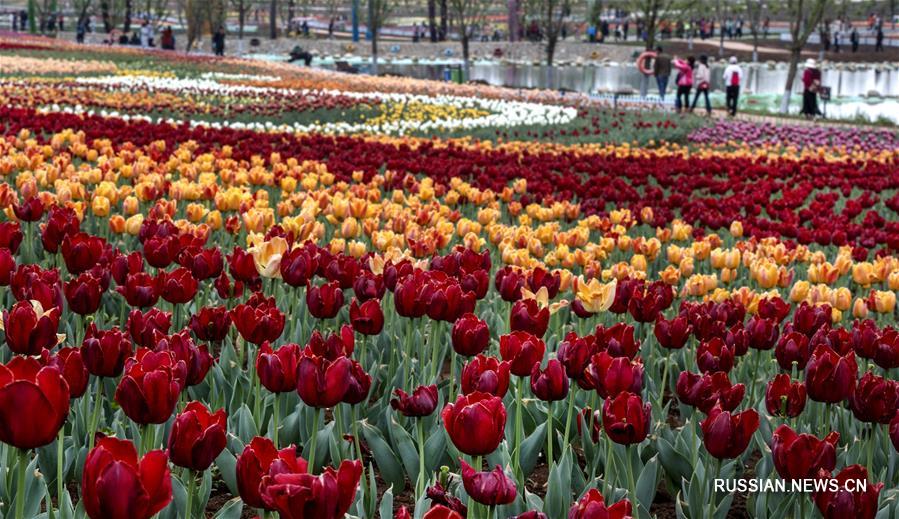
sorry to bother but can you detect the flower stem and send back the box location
[416,418,427,496]
[57,428,65,503]
[546,400,554,466]
[15,449,27,519]
[184,470,196,518]
[562,389,575,454]
[87,381,104,452]
[514,377,524,484]
[625,445,637,505]
[309,407,320,472]
[273,393,280,448]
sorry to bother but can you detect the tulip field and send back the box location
[3,35,899,519]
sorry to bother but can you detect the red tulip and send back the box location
[60,232,106,274]
[764,374,806,418]
[115,349,186,425]
[602,391,650,445]
[394,271,427,318]
[81,436,172,519]
[0,221,23,253]
[451,313,490,356]
[260,459,362,519]
[654,315,692,349]
[577,407,602,443]
[890,410,899,452]
[775,331,811,371]
[231,293,285,345]
[758,297,790,323]
[676,370,745,413]
[13,196,44,221]
[696,337,735,373]
[530,358,570,402]
[460,355,511,397]
[813,465,883,519]
[82,323,133,377]
[511,512,548,519]
[509,298,549,337]
[556,332,597,384]
[142,235,178,269]
[849,372,899,424]
[306,280,344,319]
[499,331,546,377]
[0,248,14,286]
[305,326,354,360]
[214,272,244,299]
[296,354,351,408]
[116,272,161,308]
[353,271,385,301]
[390,384,438,416]
[395,506,412,519]
[442,392,506,456]
[790,303,831,337]
[423,505,464,519]
[851,319,880,359]
[342,359,371,405]
[805,345,857,403]
[568,488,633,519]
[65,271,104,315]
[228,246,261,283]
[236,437,301,509]
[279,246,317,287]
[189,306,232,342]
[425,482,468,516]
[0,356,69,448]
[585,351,644,399]
[746,316,779,351]
[154,330,213,387]
[158,267,198,304]
[494,266,524,302]
[127,308,171,349]
[1,299,61,355]
[168,401,227,471]
[42,347,89,398]
[349,298,384,335]
[597,323,641,359]
[41,206,80,253]
[10,264,62,311]
[873,328,899,369]
[256,342,301,393]
[701,405,759,459]
[459,459,517,506]
[771,424,839,480]
[111,251,144,286]
[423,278,475,322]
[179,247,223,281]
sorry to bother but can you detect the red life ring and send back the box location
[636,51,657,76]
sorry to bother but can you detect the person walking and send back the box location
[801,58,822,119]
[672,55,694,113]
[160,26,175,50]
[851,27,859,52]
[723,56,743,116]
[875,27,884,51]
[690,55,711,115]
[653,46,672,102]
[213,27,226,56]
[140,20,152,48]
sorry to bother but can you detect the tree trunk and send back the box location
[645,6,657,50]
[439,0,447,41]
[462,30,470,78]
[269,0,277,39]
[780,46,801,113]
[123,0,132,34]
[428,0,437,42]
[238,3,245,39]
[369,0,378,75]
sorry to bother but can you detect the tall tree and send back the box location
[428,0,438,41]
[440,0,448,39]
[269,0,278,38]
[230,0,253,39]
[74,0,94,28]
[366,0,393,75]
[780,0,830,113]
[448,0,491,76]
[744,0,765,62]
[522,0,571,67]
[617,0,693,51]
[186,0,225,50]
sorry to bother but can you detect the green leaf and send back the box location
[657,437,691,487]
[378,486,394,519]
[635,455,659,514]
[423,425,446,474]
[518,422,547,476]
[211,497,243,519]
[361,420,406,492]
[387,415,420,485]
[544,450,572,519]
[214,449,239,496]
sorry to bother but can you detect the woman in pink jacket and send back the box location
[673,56,695,113]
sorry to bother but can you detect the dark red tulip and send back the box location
[696,337,735,373]
[425,482,468,516]
[509,298,549,337]
[154,330,213,387]
[530,358,569,402]
[110,251,144,286]
[142,235,178,269]
[654,315,692,349]
[390,384,438,416]
[758,297,791,323]
[851,319,880,359]
[0,248,14,286]
[805,345,857,403]
[167,401,227,471]
[228,246,261,284]
[891,411,899,452]
[383,259,413,292]
[765,374,807,418]
[676,370,745,413]
[771,424,839,480]
[189,306,231,342]
[791,302,831,337]
[460,355,511,397]
[725,324,750,357]
[459,459,517,506]
[82,323,133,377]
[342,359,371,405]
[349,298,384,336]
[873,328,899,369]
[256,342,300,393]
[214,272,244,299]
[775,331,812,371]
[494,266,524,302]
[0,356,69,448]
[813,465,883,519]
[746,315,779,351]
[231,293,285,345]
[556,332,597,385]
[442,392,506,455]
[158,267,198,305]
[306,280,344,319]
[41,206,80,253]
[127,308,172,349]
[576,407,602,443]
[81,436,172,519]
[296,354,351,408]
[260,459,362,519]
[499,331,546,377]
[116,272,160,308]
[64,271,103,315]
[393,271,427,318]
[1,299,61,355]
[305,326,354,360]
[423,505,464,519]
[422,277,475,322]
[701,405,759,459]
[451,313,490,356]
[60,232,106,274]
[10,264,62,312]
[322,254,360,289]
[597,323,641,359]
[568,488,632,519]
[13,196,44,221]
[0,221,23,253]
[42,347,89,398]
[526,267,560,299]
[279,246,317,287]
[115,349,186,425]
[236,436,298,509]
[395,506,412,519]
[352,271,385,301]
[609,278,642,314]
[179,247,223,281]
[602,391,650,445]
[849,372,899,424]
[510,512,547,519]
[585,351,644,399]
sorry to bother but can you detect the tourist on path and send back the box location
[690,55,711,115]
[723,56,743,117]
[673,55,694,113]
[801,58,822,119]
[653,46,671,102]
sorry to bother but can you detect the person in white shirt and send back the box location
[690,55,712,115]
[140,21,152,48]
[723,56,743,116]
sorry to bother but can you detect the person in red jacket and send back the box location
[801,58,822,119]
